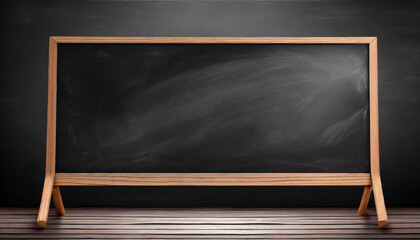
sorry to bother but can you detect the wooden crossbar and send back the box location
[54,173,372,186]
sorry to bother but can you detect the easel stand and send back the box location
[358,182,388,228]
[37,173,388,228]
[37,37,388,229]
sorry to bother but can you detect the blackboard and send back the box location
[36,37,387,229]
[56,43,370,173]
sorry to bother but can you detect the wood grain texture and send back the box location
[45,36,58,178]
[52,186,65,216]
[54,173,372,186]
[357,185,373,216]
[36,176,53,228]
[51,36,377,44]
[37,37,58,228]
[368,38,388,228]
[1,208,419,239]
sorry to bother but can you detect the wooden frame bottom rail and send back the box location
[37,173,387,228]
[54,173,371,186]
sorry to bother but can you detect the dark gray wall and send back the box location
[1,0,419,207]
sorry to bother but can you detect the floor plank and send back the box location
[0,208,419,239]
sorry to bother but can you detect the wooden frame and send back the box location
[38,37,387,228]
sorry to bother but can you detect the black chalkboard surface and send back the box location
[56,43,369,173]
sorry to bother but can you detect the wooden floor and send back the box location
[1,208,420,239]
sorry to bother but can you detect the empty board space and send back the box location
[56,44,369,173]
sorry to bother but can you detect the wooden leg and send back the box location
[37,175,54,228]
[52,186,66,216]
[372,178,388,228]
[357,185,372,216]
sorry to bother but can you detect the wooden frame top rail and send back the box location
[50,36,377,44]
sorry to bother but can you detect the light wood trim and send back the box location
[54,173,371,186]
[369,38,388,228]
[45,37,58,177]
[37,37,58,228]
[52,186,65,216]
[357,185,372,216]
[50,36,376,44]
[37,175,54,228]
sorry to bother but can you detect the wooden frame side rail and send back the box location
[37,37,387,228]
